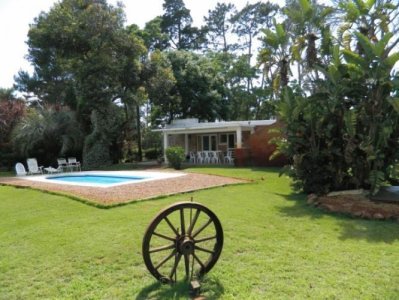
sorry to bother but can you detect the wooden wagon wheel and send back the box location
[142,201,223,284]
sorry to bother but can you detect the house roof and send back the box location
[153,118,276,134]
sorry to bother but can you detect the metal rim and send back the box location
[142,201,223,284]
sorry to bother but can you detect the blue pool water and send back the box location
[47,174,146,185]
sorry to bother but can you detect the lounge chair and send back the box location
[15,163,27,176]
[44,166,62,174]
[26,158,43,175]
[67,157,81,172]
[57,158,69,172]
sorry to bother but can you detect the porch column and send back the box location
[184,134,189,155]
[163,132,168,163]
[236,127,242,148]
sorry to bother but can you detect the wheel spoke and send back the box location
[192,218,212,238]
[164,216,179,236]
[194,235,216,244]
[192,252,205,269]
[153,231,176,242]
[184,253,190,279]
[155,249,176,270]
[187,209,200,235]
[195,245,215,255]
[149,244,175,253]
[169,253,182,280]
[180,208,186,235]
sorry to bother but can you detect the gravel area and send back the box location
[0,170,245,206]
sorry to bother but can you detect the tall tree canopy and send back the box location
[14,0,146,167]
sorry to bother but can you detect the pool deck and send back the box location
[0,169,246,206]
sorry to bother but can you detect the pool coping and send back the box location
[22,170,186,188]
[0,169,246,207]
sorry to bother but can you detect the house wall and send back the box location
[246,122,287,167]
[164,123,287,167]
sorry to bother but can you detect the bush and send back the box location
[144,148,162,160]
[165,146,185,170]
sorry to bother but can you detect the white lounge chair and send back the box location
[26,158,43,175]
[67,157,81,172]
[15,163,27,176]
[44,166,62,174]
[57,158,69,172]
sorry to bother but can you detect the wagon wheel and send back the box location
[142,201,223,284]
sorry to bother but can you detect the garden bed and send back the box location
[308,192,399,221]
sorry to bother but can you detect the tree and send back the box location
[0,89,26,169]
[161,0,205,50]
[15,0,145,167]
[12,106,83,166]
[274,0,399,195]
[145,50,227,123]
[204,3,236,52]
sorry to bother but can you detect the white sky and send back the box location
[0,0,287,89]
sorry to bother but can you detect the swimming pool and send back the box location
[22,171,185,188]
[47,174,146,185]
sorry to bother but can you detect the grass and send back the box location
[1,167,398,299]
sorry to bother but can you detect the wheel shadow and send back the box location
[276,192,399,243]
[135,276,224,300]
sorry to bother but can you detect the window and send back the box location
[220,134,227,144]
[220,133,235,149]
[201,135,217,151]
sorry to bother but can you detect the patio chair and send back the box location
[203,151,212,164]
[26,158,43,175]
[224,151,234,165]
[196,152,204,164]
[67,157,81,172]
[15,163,27,176]
[210,151,220,164]
[57,158,69,172]
[189,152,196,164]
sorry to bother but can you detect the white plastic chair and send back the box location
[26,158,43,175]
[196,152,204,164]
[15,163,27,176]
[210,151,220,164]
[224,151,234,165]
[57,158,69,172]
[67,157,81,172]
[189,152,196,164]
[203,151,212,164]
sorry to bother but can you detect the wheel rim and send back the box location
[142,201,224,284]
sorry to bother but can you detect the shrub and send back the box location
[165,146,185,170]
[144,148,162,160]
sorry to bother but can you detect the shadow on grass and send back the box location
[276,192,325,220]
[136,276,224,300]
[276,192,399,243]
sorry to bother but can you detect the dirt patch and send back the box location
[308,193,399,221]
[0,170,246,206]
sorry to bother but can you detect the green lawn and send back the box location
[1,167,398,299]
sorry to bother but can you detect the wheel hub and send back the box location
[179,236,194,255]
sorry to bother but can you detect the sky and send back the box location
[0,0,285,89]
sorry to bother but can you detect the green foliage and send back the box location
[146,50,227,123]
[144,148,162,160]
[15,0,146,167]
[274,0,399,195]
[11,106,83,166]
[82,105,125,168]
[165,146,185,169]
[161,0,204,50]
